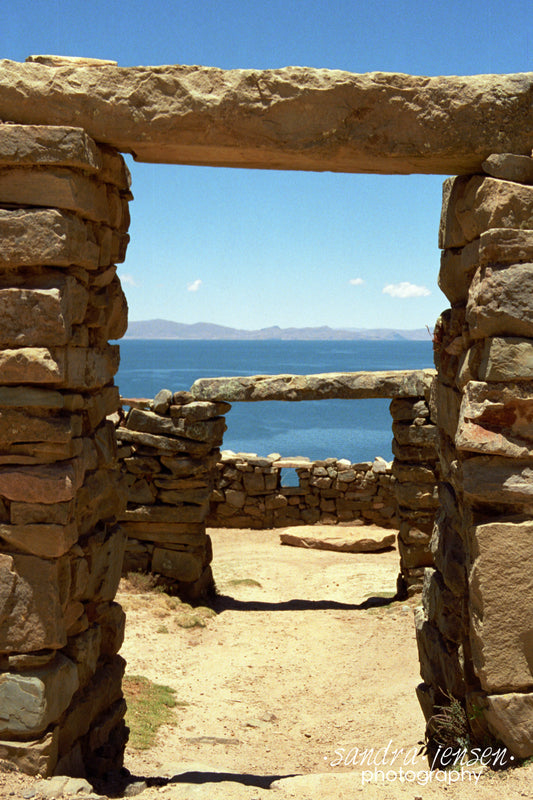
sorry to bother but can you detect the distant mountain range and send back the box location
[123,319,432,341]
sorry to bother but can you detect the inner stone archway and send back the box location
[0,57,532,777]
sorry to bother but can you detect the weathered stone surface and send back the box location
[0,408,81,445]
[469,518,533,692]
[10,500,73,526]
[395,482,438,509]
[0,653,78,737]
[192,369,435,402]
[116,427,211,456]
[120,522,205,545]
[415,606,465,696]
[389,397,429,421]
[80,525,125,603]
[152,547,204,581]
[0,345,119,388]
[456,380,533,458]
[423,568,463,644]
[479,227,533,267]
[392,421,438,447]
[0,553,68,652]
[126,407,225,443]
[429,379,461,441]
[438,240,479,307]
[0,209,100,270]
[0,727,58,777]
[0,167,119,225]
[484,693,533,758]
[0,123,101,171]
[152,388,173,414]
[0,63,532,174]
[0,459,84,503]
[0,521,78,557]
[482,153,533,184]
[459,337,533,384]
[467,262,533,339]
[170,400,231,421]
[440,176,533,249]
[462,457,533,507]
[280,524,395,552]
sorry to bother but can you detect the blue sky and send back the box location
[3,1,532,330]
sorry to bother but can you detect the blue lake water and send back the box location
[116,339,434,464]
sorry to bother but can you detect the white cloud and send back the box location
[349,278,364,286]
[187,279,202,292]
[119,273,140,287]
[382,281,431,298]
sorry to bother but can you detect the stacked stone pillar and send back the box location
[0,125,130,776]
[390,391,439,597]
[416,155,533,758]
[117,392,228,598]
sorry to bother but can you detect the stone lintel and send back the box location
[191,369,436,402]
[0,61,531,174]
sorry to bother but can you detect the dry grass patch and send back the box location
[123,674,186,750]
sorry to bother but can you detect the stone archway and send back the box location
[0,58,532,776]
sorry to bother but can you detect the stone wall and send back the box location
[390,395,439,597]
[208,452,397,529]
[416,154,533,759]
[116,375,438,599]
[116,392,228,598]
[0,124,130,777]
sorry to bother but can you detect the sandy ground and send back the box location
[2,527,532,799]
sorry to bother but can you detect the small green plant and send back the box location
[430,694,470,751]
[123,674,185,750]
[156,624,169,634]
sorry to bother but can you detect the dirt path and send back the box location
[3,527,532,799]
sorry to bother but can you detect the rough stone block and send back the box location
[119,522,205,545]
[430,379,461,441]
[458,337,533,385]
[0,408,81,445]
[152,547,204,581]
[462,456,533,508]
[414,606,465,697]
[80,525,125,603]
[479,227,533,267]
[0,275,88,347]
[430,489,466,598]
[0,345,119,389]
[170,400,231,421]
[456,380,533,458]
[10,500,73,526]
[0,459,84,503]
[0,653,78,737]
[392,421,438,447]
[438,239,479,307]
[0,208,100,270]
[484,692,533,758]
[469,518,533,692]
[0,167,118,225]
[466,262,533,339]
[482,153,533,184]
[439,175,533,249]
[0,124,102,172]
[0,727,58,777]
[0,521,78,557]
[57,655,125,757]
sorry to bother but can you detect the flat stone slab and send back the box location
[280,524,396,553]
[191,370,435,402]
[0,61,531,174]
